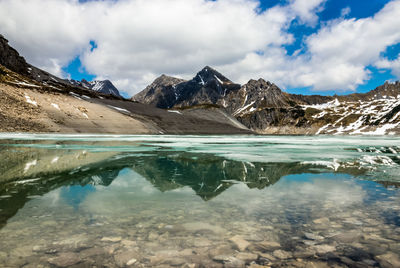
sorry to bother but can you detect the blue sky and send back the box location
[2,0,400,96]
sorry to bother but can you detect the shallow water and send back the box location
[0,134,399,267]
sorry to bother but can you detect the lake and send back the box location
[0,134,399,267]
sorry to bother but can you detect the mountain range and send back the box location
[133,66,400,135]
[0,34,251,134]
[1,33,400,135]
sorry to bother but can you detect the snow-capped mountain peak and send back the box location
[69,79,122,97]
[193,66,232,86]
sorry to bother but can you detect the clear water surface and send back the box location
[0,134,399,267]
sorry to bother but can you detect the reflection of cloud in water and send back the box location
[81,170,170,215]
[80,171,368,221]
[284,176,365,206]
[212,174,366,216]
[107,170,159,195]
[41,188,62,207]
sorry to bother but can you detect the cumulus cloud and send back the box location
[81,0,295,93]
[289,0,326,26]
[0,0,399,95]
[301,0,400,90]
[224,0,400,91]
[0,0,99,77]
[375,54,400,77]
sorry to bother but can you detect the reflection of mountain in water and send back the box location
[0,147,387,228]
[131,152,330,200]
[0,165,121,228]
[0,142,118,184]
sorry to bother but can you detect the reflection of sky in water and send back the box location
[49,169,397,225]
[61,185,96,210]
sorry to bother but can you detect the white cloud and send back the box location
[0,0,399,95]
[81,0,296,93]
[0,0,99,76]
[223,0,400,91]
[340,7,351,17]
[0,0,296,94]
[375,54,400,77]
[301,0,400,90]
[289,0,326,26]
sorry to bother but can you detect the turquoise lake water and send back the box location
[0,134,399,267]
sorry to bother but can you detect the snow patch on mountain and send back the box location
[25,95,37,106]
[305,95,400,135]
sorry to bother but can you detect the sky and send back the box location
[0,0,400,97]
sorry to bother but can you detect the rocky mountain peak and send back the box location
[243,78,285,102]
[131,74,186,107]
[226,78,292,116]
[193,66,232,86]
[245,78,275,90]
[152,74,185,87]
[89,80,121,97]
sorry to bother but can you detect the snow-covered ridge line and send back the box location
[305,95,400,135]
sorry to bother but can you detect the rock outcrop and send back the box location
[0,35,29,75]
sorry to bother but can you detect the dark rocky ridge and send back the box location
[0,35,29,76]
[132,67,337,132]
